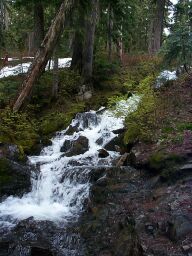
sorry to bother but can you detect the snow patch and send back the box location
[0,58,72,79]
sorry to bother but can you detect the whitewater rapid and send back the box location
[0,96,139,228]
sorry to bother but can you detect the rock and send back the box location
[168,215,192,241]
[98,149,109,158]
[65,124,79,135]
[112,128,126,134]
[104,134,125,152]
[31,246,53,256]
[65,136,89,157]
[96,137,104,146]
[116,153,128,167]
[60,140,71,152]
[76,85,93,101]
[0,143,23,162]
[0,158,32,197]
[95,176,108,187]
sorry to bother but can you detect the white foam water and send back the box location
[0,96,139,228]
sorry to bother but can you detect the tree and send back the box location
[82,0,99,82]
[162,0,192,71]
[148,0,166,55]
[33,0,45,52]
[13,0,74,111]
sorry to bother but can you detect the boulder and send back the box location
[0,143,22,162]
[96,137,103,146]
[65,124,79,135]
[65,136,89,157]
[104,134,125,152]
[0,157,32,197]
[60,140,71,152]
[112,128,126,134]
[98,149,109,158]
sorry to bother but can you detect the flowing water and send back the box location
[0,96,139,255]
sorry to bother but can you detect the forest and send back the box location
[0,0,192,255]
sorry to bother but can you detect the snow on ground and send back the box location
[155,70,177,88]
[0,58,72,79]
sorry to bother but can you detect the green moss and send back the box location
[149,151,183,172]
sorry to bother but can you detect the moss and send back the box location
[149,151,183,172]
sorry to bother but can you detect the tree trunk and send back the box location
[52,50,59,99]
[108,3,113,62]
[82,0,99,83]
[33,1,45,52]
[71,30,83,72]
[13,0,74,112]
[148,0,165,55]
[71,11,84,72]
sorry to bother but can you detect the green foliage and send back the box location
[162,0,192,69]
[39,102,85,136]
[0,77,20,107]
[93,56,120,87]
[0,108,39,153]
[124,75,157,144]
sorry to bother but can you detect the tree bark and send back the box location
[71,11,84,72]
[148,0,165,55]
[52,50,59,99]
[33,1,45,52]
[82,0,99,83]
[13,0,74,112]
[108,3,113,62]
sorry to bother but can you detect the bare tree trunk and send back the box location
[13,0,74,112]
[82,0,99,83]
[33,1,45,53]
[148,0,165,55]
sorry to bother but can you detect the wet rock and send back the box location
[65,124,79,135]
[65,136,89,157]
[112,128,126,134]
[95,176,108,187]
[0,158,32,197]
[182,244,192,254]
[76,112,98,129]
[104,134,124,152]
[98,149,109,158]
[31,246,53,256]
[96,137,103,146]
[60,140,71,152]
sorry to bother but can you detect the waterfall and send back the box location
[0,107,127,227]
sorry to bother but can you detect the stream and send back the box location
[0,96,139,255]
